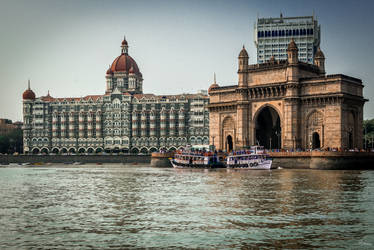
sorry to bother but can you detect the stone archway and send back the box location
[222,116,235,151]
[312,132,321,149]
[32,148,40,155]
[226,135,233,151]
[254,106,281,149]
[306,111,324,149]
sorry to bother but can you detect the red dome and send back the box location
[23,89,35,100]
[122,39,128,46]
[106,68,113,74]
[110,54,140,75]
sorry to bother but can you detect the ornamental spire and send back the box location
[121,35,129,54]
[214,72,216,84]
[28,79,30,90]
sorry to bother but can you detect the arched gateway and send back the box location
[208,40,365,150]
[254,106,281,149]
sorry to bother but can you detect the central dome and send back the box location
[110,54,140,74]
[107,38,141,76]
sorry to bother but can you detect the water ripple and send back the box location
[0,166,374,248]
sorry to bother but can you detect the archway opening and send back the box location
[52,148,59,154]
[149,147,158,153]
[140,148,148,154]
[348,132,353,149]
[32,148,40,154]
[69,148,76,154]
[131,148,139,154]
[41,148,49,155]
[226,135,233,152]
[255,106,281,149]
[87,148,94,154]
[312,132,320,149]
[78,148,86,154]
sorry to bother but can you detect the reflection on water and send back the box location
[0,165,373,248]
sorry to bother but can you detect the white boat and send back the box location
[170,150,225,169]
[226,146,274,170]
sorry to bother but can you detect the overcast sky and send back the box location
[1,0,374,121]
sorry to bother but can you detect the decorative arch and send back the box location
[68,147,76,154]
[140,147,148,154]
[41,148,49,155]
[78,147,86,154]
[253,104,282,149]
[306,110,324,149]
[51,148,59,154]
[61,148,68,154]
[87,148,95,154]
[32,148,40,154]
[131,147,139,154]
[222,116,235,151]
[95,147,103,154]
[149,147,158,153]
[346,111,356,149]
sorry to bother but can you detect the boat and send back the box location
[226,146,274,170]
[170,149,225,169]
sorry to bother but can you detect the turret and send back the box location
[287,38,298,65]
[238,46,248,87]
[314,47,325,75]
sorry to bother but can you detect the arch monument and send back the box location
[208,40,366,150]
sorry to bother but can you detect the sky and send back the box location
[1,0,374,121]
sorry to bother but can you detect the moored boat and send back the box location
[170,150,225,169]
[226,146,274,170]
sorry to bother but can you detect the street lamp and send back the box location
[211,135,216,151]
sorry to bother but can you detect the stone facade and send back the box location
[22,38,209,154]
[208,40,366,151]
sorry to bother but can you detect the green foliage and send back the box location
[364,119,374,137]
[0,128,23,154]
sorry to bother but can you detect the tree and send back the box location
[0,128,23,154]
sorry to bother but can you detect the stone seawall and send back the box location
[0,155,151,164]
[2,152,374,169]
[269,151,374,170]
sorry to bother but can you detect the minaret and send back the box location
[287,38,298,65]
[314,47,325,75]
[238,45,248,87]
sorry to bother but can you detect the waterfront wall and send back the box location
[0,154,151,165]
[2,152,374,169]
[269,151,374,170]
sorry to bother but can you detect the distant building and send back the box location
[254,14,320,64]
[0,119,23,136]
[22,38,209,155]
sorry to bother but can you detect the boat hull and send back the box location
[227,160,273,170]
[170,159,225,169]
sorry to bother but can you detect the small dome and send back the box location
[23,89,35,100]
[287,38,298,51]
[239,46,249,58]
[106,68,113,74]
[315,47,325,59]
[122,38,128,46]
[208,83,219,93]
